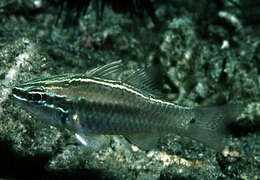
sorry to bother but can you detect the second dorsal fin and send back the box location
[87,60,125,80]
[122,65,165,98]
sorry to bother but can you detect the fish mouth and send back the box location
[11,87,29,102]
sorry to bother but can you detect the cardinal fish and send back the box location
[11,60,242,151]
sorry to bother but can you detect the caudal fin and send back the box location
[183,104,243,151]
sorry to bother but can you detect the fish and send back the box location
[11,60,242,151]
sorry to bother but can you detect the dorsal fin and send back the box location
[122,66,165,98]
[87,60,165,98]
[87,60,125,80]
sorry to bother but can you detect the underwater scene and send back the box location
[0,0,259,179]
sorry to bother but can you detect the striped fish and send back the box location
[11,60,242,151]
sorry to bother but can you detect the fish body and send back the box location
[11,61,241,151]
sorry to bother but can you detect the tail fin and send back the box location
[183,104,243,151]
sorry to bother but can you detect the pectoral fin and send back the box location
[124,133,162,150]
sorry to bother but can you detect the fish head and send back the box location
[11,82,71,128]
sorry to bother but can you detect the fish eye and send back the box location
[190,117,195,124]
[28,93,43,102]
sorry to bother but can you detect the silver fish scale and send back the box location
[72,100,155,134]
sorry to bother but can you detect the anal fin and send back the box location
[124,133,162,150]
